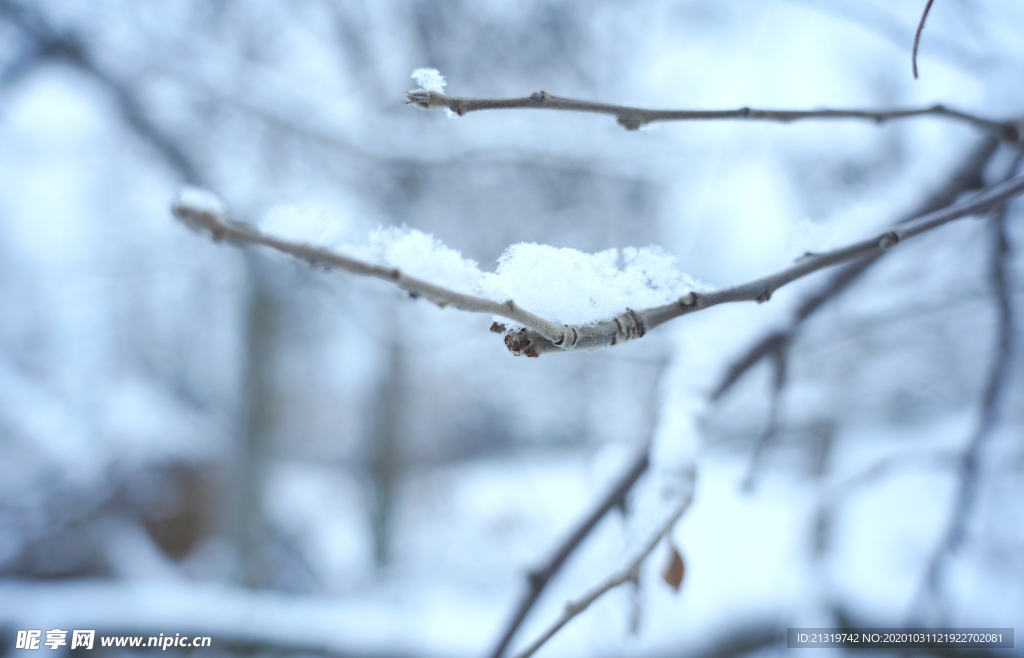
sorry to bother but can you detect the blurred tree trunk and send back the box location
[226,253,280,588]
[367,332,405,568]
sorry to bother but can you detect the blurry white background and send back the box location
[0,1,1022,657]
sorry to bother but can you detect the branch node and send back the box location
[490,322,507,334]
[878,231,900,250]
[756,290,772,303]
[530,91,548,103]
[680,292,699,307]
[626,308,646,339]
[527,569,546,589]
[617,113,643,131]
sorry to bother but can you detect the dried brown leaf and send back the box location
[662,543,685,591]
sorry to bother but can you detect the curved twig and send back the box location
[912,0,937,80]
[406,89,1021,142]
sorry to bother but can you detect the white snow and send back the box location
[256,218,704,325]
[411,68,447,94]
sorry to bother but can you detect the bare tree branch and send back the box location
[489,448,650,658]
[711,136,1000,399]
[175,170,1024,358]
[509,470,697,658]
[912,0,937,80]
[406,89,1021,141]
[914,147,1022,618]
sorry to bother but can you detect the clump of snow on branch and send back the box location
[244,206,705,326]
[410,68,458,118]
[357,227,485,293]
[411,68,446,93]
[482,244,703,326]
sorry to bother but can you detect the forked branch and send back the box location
[406,89,1021,141]
[489,448,650,658]
[509,469,696,658]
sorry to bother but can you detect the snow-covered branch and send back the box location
[170,200,578,347]
[509,469,696,658]
[507,172,1024,356]
[174,171,1024,358]
[406,89,1021,141]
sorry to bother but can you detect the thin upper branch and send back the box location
[406,89,1021,142]
[509,470,696,658]
[489,448,650,658]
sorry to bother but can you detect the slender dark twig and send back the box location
[711,137,1000,400]
[912,0,937,80]
[407,89,1021,142]
[488,448,649,658]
